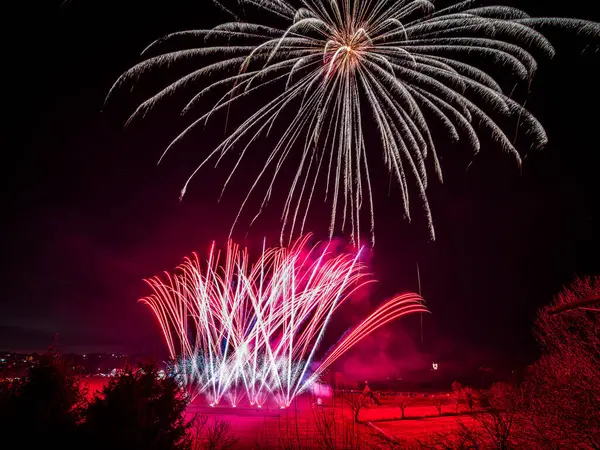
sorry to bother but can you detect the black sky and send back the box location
[2,0,599,369]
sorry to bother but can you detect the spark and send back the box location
[110,1,599,244]
[141,235,427,407]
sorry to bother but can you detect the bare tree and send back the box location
[452,381,463,414]
[474,383,523,449]
[313,408,337,450]
[421,277,600,449]
[432,396,443,416]
[312,404,374,450]
[419,419,484,450]
[345,393,366,424]
[398,396,411,419]
[522,276,600,449]
[452,381,463,412]
[451,381,463,393]
[463,387,474,412]
[206,417,238,450]
[252,415,272,450]
[420,386,523,449]
[191,415,209,450]
[277,412,299,450]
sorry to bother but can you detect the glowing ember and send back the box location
[141,235,427,407]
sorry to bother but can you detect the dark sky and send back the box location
[2,0,599,370]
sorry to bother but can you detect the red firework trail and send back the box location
[141,235,427,407]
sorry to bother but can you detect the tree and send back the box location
[462,386,474,411]
[205,417,237,450]
[421,383,524,449]
[190,415,208,450]
[83,363,192,450]
[477,390,491,409]
[398,396,411,419]
[474,383,523,449]
[451,381,463,393]
[432,396,443,416]
[521,276,600,449]
[422,277,600,449]
[345,393,366,424]
[451,381,463,412]
[0,352,86,447]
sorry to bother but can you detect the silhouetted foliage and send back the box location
[461,386,474,411]
[82,363,192,450]
[521,276,600,449]
[190,414,208,450]
[477,390,491,408]
[451,381,462,393]
[451,381,462,412]
[475,383,523,449]
[420,383,524,449]
[189,414,239,450]
[420,276,600,449]
[0,352,85,447]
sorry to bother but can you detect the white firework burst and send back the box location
[109,0,599,243]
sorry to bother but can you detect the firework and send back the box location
[141,235,427,407]
[110,0,599,243]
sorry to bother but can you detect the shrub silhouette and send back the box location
[0,352,85,447]
[83,363,191,450]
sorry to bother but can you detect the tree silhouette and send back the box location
[398,396,411,419]
[522,276,600,449]
[0,352,86,447]
[83,363,191,450]
[432,396,443,416]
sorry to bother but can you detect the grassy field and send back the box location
[186,392,468,448]
[375,415,476,442]
[78,377,469,447]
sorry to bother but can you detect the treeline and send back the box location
[0,357,194,449]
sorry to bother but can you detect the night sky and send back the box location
[2,1,599,371]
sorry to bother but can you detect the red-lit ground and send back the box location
[77,377,469,447]
[375,415,476,441]
[186,393,468,447]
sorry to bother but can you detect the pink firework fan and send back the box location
[141,235,427,407]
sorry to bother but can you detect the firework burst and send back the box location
[110,1,599,243]
[141,235,427,407]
